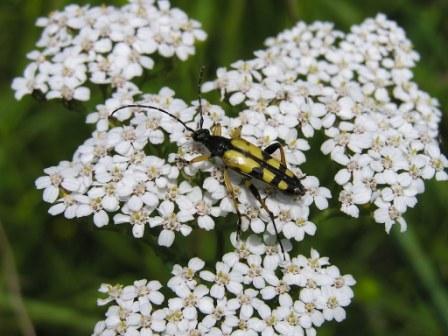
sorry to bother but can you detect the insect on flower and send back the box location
[111,71,306,257]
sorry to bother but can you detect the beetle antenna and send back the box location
[198,66,205,129]
[111,104,195,133]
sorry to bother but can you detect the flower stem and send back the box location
[284,0,300,22]
[393,227,448,332]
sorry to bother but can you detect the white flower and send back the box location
[260,272,290,301]
[423,144,448,181]
[35,162,79,203]
[203,13,446,233]
[229,233,266,261]
[168,257,205,292]
[373,200,407,233]
[97,283,123,306]
[149,200,193,246]
[250,303,284,335]
[228,288,261,320]
[87,92,138,131]
[203,167,227,201]
[132,110,166,145]
[125,302,166,336]
[11,63,47,99]
[114,203,155,238]
[325,265,356,300]
[301,176,332,210]
[318,286,351,322]
[175,284,214,319]
[200,260,244,299]
[74,188,110,227]
[241,254,271,289]
[239,202,267,234]
[295,295,324,328]
[47,193,82,219]
[121,279,165,306]
[177,187,221,231]
[338,183,371,218]
[13,0,206,101]
[281,206,317,242]
[94,242,356,335]
[108,125,147,155]
[164,297,194,334]
[134,155,178,189]
[200,298,238,329]
[281,128,310,165]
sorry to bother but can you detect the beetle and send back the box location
[111,82,305,258]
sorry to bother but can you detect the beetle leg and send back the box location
[243,179,286,260]
[189,154,210,164]
[223,168,244,241]
[179,154,210,165]
[211,123,222,136]
[264,142,287,167]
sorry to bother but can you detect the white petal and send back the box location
[251,218,265,233]
[128,195,143,211]
[94,210,109,227]
[76,204,92,217]
[210,284,224,299]
[180,225,192,236]
[198,297,214,314]
[261,287,277,300]
[35,176,50,189]
[48,203,65,215]
[158,229,175,246]
[73,86,90,101]
[198,215,215,230]
[132,224,145,238]
[229,92,245,105]
[43,186,59,203]
[227,281,243,295]
[142,193,158,207]
[200,270,215,282]
[159,200,174,216]
[335,169,350,185]
[314,196,328,210]
[102,196,119,211]
[189,257,205,271]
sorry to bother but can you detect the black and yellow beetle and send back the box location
[111,89,305,257]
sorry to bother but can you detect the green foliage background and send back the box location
[1,0,448,335]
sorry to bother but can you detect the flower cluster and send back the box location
[93,236,356,336]
[203,14,447,232]
[12,0,206,101]
[35,87,329,246]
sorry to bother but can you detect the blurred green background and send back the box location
[1,0,448,335]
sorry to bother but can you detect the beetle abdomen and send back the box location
[223,138,304,195]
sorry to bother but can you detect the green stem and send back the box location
[393,227,448,332]
[284,0,300,22]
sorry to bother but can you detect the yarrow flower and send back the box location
[20,8,448,333]
[35,87,328,247]
[92,237,356,336]
[12,0,206,101]
[203,13,447,233]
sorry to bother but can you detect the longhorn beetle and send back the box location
[111,73,306,258]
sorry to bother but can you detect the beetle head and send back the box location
[192,129,210,143]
